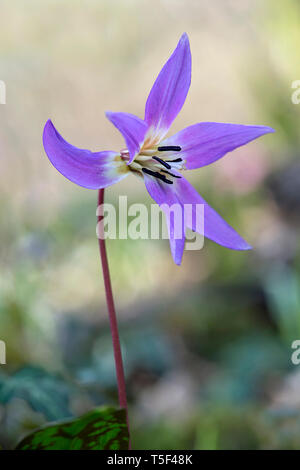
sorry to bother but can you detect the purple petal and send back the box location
[106,111,148,164]
[143,173,185,265]
[173,175,251,250]
[144,33,191,139]
[43,120,129,189]
[162,122,275,169]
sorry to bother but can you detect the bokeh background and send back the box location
[1,0,300,450]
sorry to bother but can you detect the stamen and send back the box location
[161,170,182,179]
[157,145,181,152]
[142,168,173,184]
[165,158,183,163]
[152,156,171,170]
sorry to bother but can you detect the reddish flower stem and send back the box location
[97,188,131,447]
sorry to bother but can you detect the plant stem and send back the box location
[97,188,131,447]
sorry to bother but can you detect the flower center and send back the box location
[121,145,184,185]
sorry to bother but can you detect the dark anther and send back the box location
[161,170,181,179]
[142,168,173,184]
[165,157,183,163]
[157,145,181,152]
[152,156,171,169]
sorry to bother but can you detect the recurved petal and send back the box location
[161,122,275,169]
[173,174,251,250]
[144,33,191,140]
[43,120,129,189]
[105,111,148,164]
[143,173,185,265]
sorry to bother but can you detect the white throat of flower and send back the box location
[120,144,185,185]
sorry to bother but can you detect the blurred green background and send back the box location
[1,0,300,450]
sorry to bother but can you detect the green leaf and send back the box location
[15,406,129,450]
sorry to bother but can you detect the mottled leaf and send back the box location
[16,406,129,450]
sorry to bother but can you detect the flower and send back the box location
[43,33,274,265]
